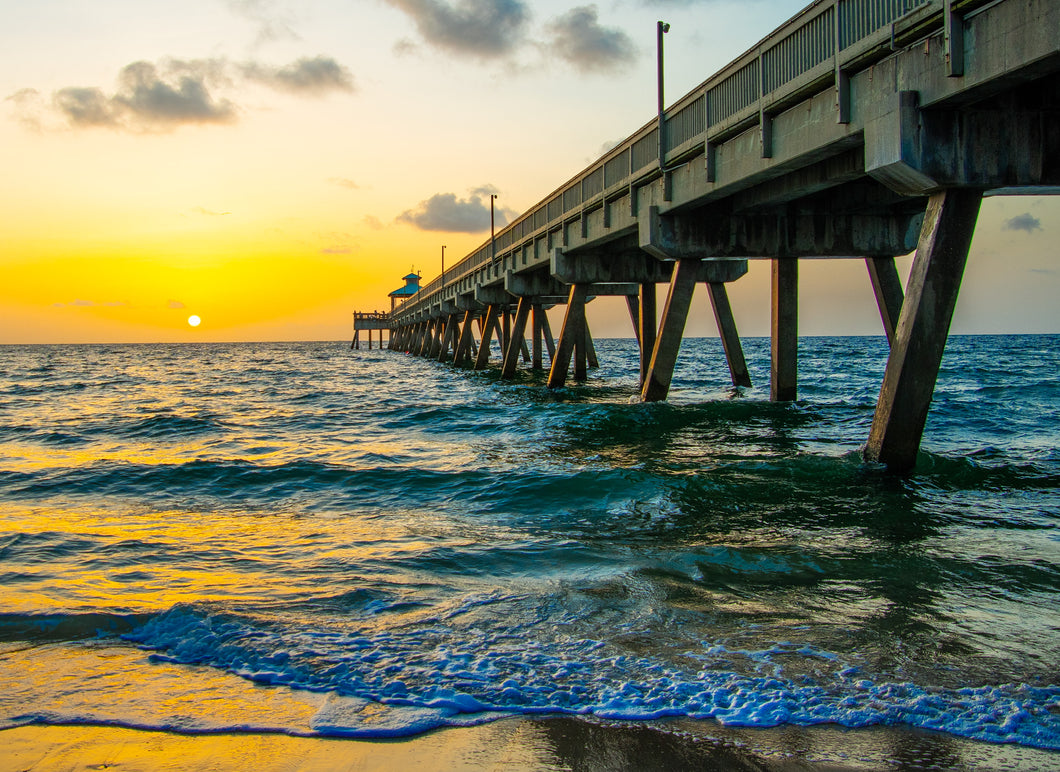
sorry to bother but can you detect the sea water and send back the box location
[0,337,1058,750]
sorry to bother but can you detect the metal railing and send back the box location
[395,0,970,322]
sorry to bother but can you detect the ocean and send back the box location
[1,336,1058,762]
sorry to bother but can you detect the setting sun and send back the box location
[188,315,201,327]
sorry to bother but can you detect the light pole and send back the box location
[441,245,446,286]
[657,20,670,170]
[490,194,498,263]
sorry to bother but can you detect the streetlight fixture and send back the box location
[441,245,446,286]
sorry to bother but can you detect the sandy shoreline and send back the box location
[3,717,1057,771]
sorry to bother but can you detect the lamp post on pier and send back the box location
[441,245,446,286]
[490,194,498,263]
[657,20,671,170]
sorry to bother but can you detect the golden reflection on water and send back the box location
[0,502,439,615]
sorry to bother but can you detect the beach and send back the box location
[5,717,1059,771]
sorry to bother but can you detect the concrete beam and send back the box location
[475,285,513,306]
[553,246,747,284]
[640,205,920,259]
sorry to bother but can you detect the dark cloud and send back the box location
[241,56,354,95]
[51,59,237,130]
[1003,213,1043,233]
[385,0,530,58]
[397,188,510,233]
[545,6,636,73]
[18,55,351,133]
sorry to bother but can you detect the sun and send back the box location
[187,315,202,327]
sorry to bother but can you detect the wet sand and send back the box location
[2,717,1056,771]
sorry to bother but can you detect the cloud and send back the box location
[397,187,511,233]
[72,299,94,307]
[321,246,352,254]
[49,59,237,130]
[192,206,231,216]
[545,6,636,73]
[223,0,300,45]
[329,177,360,190]
[15,55,352,133]
[241,56,354,95]
[167,299,186,309]
[1003,213,1043,233]
[384,0,530,58]
[363,215,384,230]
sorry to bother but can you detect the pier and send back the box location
[358,0,1059,472]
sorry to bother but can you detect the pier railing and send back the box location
[394,0,989,322]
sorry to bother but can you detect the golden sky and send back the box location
[2,0,1057,343]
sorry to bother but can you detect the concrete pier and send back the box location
[362,0,1059,471]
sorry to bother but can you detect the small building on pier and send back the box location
[389,272,421,312]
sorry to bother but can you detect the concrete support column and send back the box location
[771,259,798,402]
[531,304,544,370]
[641,259,699,402]
[639,283,657,389]
[865,189,982,472]
[474,306,500,370]
[501,297,532,379]
[866,257,905,347]
[574,321,587,381]
[547,285,588,389]
[352,331,360,351]
[706,282,752,387]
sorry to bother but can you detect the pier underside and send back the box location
[372,0,1059,472]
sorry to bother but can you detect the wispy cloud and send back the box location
[1003,213,1043,233]
[223,0,300,45]
[545,6,636,73]
[167,299,186,309]
[384,0,530,58]
[192,206,231,216]
[397,185,512,233]
[11,55,353,133]
[329,177,360,190]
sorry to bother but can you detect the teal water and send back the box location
[0,337,1058,751]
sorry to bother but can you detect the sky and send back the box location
[2,0,1057,344]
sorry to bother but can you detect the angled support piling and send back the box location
[771,259,798,402]
[706,282,752,387]
[865,189,982,472]
[501,297,532,379]
[454,310,475,367]
[866,257,905,347]
[474,305,500,370]
[641,260,699,402]
[437,314,458,363]
[547,285,588,389]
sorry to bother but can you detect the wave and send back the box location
[100,603,1060,746]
